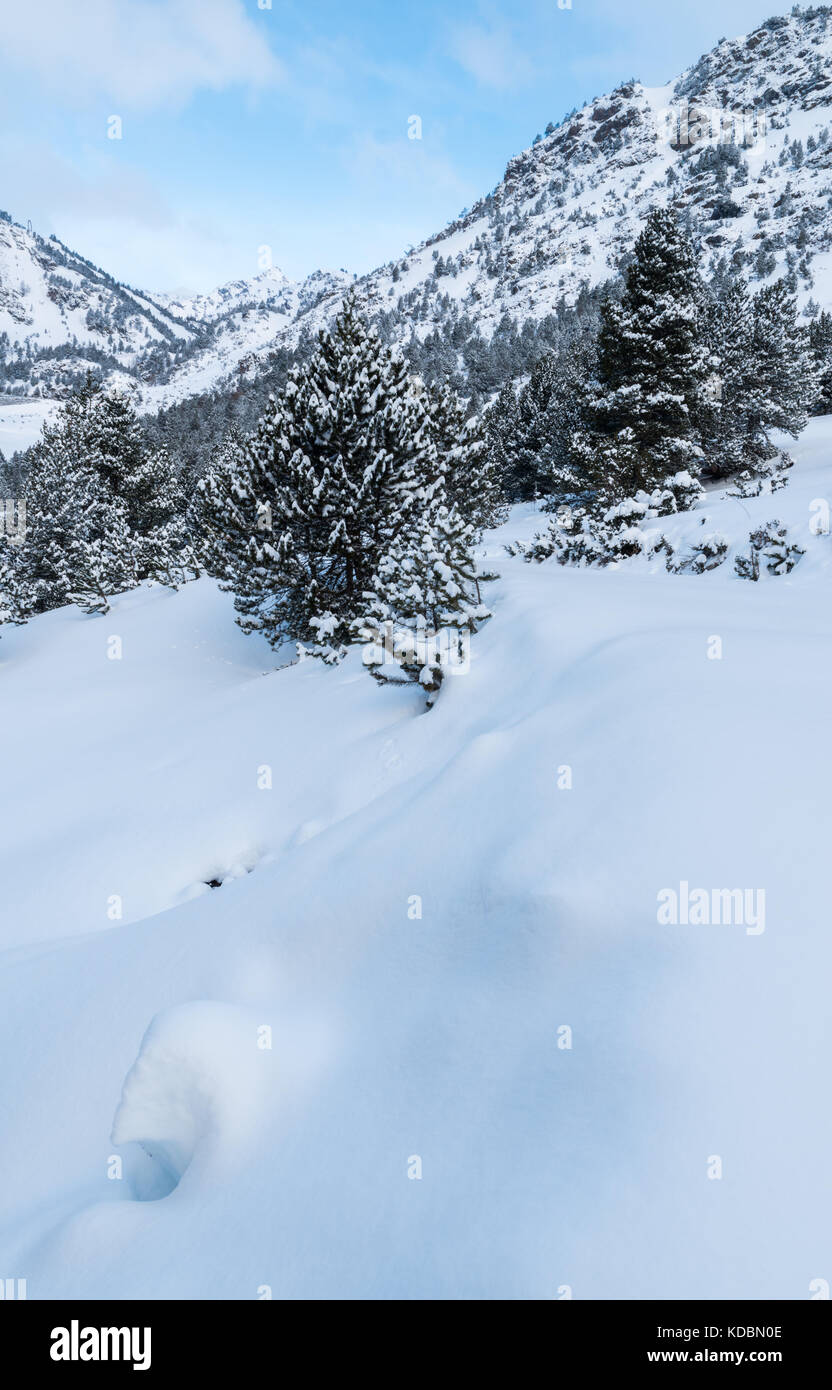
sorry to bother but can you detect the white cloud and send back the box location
[0,0,282,109]
[449,21,535,90]
[344,134,472,203]
[60,216,247,298]
[0,137,173,233]
[0,135,240,294]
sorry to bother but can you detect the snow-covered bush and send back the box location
[511,482,703,570]
[734,520,805,579]
[507,507,610,566]
[728,451,794,498]
[666,533,729,574]
[734,548,760,581]
[648,469,706,515]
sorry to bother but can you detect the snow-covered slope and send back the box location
[0,215,193,381]
[1,419,830,1298]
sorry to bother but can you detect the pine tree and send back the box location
[541,335,598,504]
[354,505,490,707]
[701,275,756,478]
[204,293,435,658]
[502,353,559,501]
[5,423,136,618]
[571,208,711,507]
[749,280,815,437]
[808,309,832,415]
[728,280,817,494]
[78,379,146,501]
[428,381,506,531]
[485,382,519,498]
[192,430,252,582]
[702,273,816,489]
[125,445,191,584]
[78,380,191,583]
[5,377,190,619]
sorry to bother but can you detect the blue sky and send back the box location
[0,0,791,295]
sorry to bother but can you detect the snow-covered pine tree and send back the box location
[6,376,192,619]
[501,352,560,501]
[192,430,253,584]
[427,381,506,532]
[124,444,192,585]
[750,279,816,433]
[570,208,711,507]
[486,337,596,507]
[542,335,598,506]
[354,505,490,707]
[485,381,519,497]
[808,309,832,415]
[208,293,435,658]
[700,275,756,478]
[78,380,191,584]
[5,416,136,619]
[727,279,817,495]
[64,488,139,615]
[78,377,146,497]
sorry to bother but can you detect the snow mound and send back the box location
[111,1002,272,1200]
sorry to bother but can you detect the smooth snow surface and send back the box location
[1,422,831,1298]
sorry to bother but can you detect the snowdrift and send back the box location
[111,1002,274,1201]
[0,422,831,1298]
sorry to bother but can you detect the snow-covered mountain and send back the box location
[0,214,350,453]
[139,266,352,414]
[0,213,194,380]
[166,5,832,402]
[154,266,296,322]
[4,4,832,454]
[354,5,832,334]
